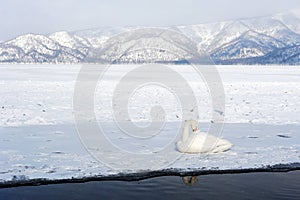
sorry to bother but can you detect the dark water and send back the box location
[1,171,300,200]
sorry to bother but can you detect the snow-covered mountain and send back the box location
[0,33,89,63]
[2,10,300,64]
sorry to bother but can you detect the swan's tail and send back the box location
[211,141,233,153]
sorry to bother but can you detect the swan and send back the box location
[176,119,233,153]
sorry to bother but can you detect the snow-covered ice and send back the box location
[0,64,299,186]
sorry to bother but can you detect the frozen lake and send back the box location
[0,64,299,186]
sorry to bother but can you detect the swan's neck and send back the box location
[182,121,192,142]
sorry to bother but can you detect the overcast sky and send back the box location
[1,0,300,41]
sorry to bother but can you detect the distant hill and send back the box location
[2,10,300,64]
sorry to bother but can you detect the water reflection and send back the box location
[1,171,299,200]
[182,176,198,186]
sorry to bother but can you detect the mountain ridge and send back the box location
[1,11,300,64]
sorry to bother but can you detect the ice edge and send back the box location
[1,162,299,188]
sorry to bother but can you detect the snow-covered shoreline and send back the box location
[2,162,300,188]
[1,123,299,186]
[0,65,299,186]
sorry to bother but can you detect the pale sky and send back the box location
[1,0,300,41]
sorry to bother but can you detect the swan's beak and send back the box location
[193,128,198,133]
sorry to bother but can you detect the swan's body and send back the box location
[176,120,233,153]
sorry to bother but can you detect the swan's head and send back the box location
[187,119,198,133]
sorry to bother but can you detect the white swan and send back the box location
[176,119,233,153]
